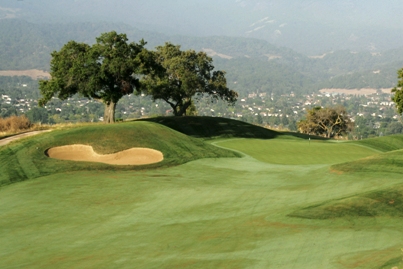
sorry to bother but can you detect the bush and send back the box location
[0,115,32,133]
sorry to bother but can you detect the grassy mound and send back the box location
[331,149,403,174]
[141,116,281,139]
[330,135,403,174]
[0,121,240,186]
[353,134,403,152]
[289,184,403,219]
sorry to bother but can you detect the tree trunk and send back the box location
[175,100,192,116]
[103,101,116,123]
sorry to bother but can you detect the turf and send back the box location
[354,134,403,152]
[216,138,378,165]
[331,149,403,174]
[0,121,240,186]
[289,184,403,219]
[1,119,403,268]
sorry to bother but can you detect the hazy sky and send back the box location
[1,0,402,53]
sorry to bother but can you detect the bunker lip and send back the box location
[46,144,163,165]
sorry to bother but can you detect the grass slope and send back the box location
[353,134,403,152]
[0,121,240,186]
[141,116,281,139]
[332,149,403,174]
[289,184,403,219]
[331,135,403,174]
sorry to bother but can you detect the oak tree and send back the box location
[141,43,237,116]
[298,106,353,138]
[38,31,150,123]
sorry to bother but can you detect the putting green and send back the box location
[216,138,379,165]
[1,136,403,268]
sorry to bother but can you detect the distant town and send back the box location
[1,78,400,140]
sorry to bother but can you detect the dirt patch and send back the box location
[0,130,51,146]
[202,48,233,59]
[329,168,344,175]
[46,144,163,165]
[0,69,50,79]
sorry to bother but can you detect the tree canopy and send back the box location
[38,31,151,123]
[298,106,353,138]
[141,43,238,116]
[391,68,403,115]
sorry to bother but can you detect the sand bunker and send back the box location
[46,144,163,165]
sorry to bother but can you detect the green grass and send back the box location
[354,134,403,152]
[1,118,403,268]
[0,121,239,186]
[332,149,403,174]
[289,184,403,219]
[216,138,378,165]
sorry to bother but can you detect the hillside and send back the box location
[2,0,403,54]
[141,116,281,139]
[1,19,401,96]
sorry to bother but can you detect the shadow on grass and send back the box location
[140,116,327,140]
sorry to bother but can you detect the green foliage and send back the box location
[391,68,403,114]
[25,107,49,124]
[298,106,354,138]
[38,31,150,123]
[141,43,238,116]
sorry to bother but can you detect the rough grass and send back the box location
[0,115,32,133]
[0,121,240,186]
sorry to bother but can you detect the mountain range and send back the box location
[1,0,402,54]
[0,1,402,95]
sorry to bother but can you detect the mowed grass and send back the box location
[216,138,378,165]
[0,121,239,186]
[1,120,403,268]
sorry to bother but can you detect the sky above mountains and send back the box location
[1,0,402,54]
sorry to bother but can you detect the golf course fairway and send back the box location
[1,120,403,269]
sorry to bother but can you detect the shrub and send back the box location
[0,115,32,133]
